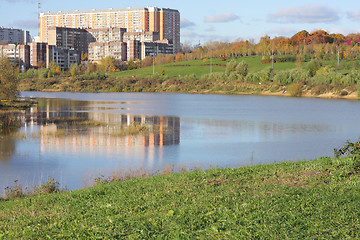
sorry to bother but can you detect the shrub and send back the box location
[225,60,237,75]
[35,177,61,195]
[38,68,49,79]
[306,59,323,77]
[312,71,343,84]
[3,180,25,199]
[23,69,37,78]
[287,83,303,97]
[334,138,360,158]
[343,70,360,84]
[236,61,248,77]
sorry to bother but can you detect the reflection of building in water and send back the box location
[21,100,180,169]
[39,114,180,149]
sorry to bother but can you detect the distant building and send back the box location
[141,40,173,60]
[123,31,160,42]
[28,42,47,68]
[86,27,127,43]
[40,7,180,53]
[47,27,95,54]
[88,41,127,63]
[46,45,80,70]
[0,27,31,45]
[0,44,30,69]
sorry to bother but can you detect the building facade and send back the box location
[28,42,47,68]
[47,27,95,54]
[0,27,31,45]
[0,44,30,69]
[86,27,126,42]
[46,45,80,70]
[88,41,127,63]
[40,7,180,53]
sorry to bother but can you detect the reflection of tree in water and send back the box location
[0,136,15,162]
[0,113,20,162]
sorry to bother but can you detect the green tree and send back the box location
[69,63,80,77]
[306,59,323,77]
[236,61,248,77]
[0,56,18,100]
[49,61,58,75]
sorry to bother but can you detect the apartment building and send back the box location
[141,41,174,60]
[123,31,160,42]
[47,27,95,53]
[0,44,30,69]
[28,42,47,68]
[40,7,180,53]
[88,41,127,63]
[46,45,80,70]
[86,27,126,42]
[0,27,31,45]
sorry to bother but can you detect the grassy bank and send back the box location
[18,56,360,99]
[1,155,360,238]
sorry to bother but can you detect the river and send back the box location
[0,91,359,192]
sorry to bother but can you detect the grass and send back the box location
[109,56,298,79]
[1,156,360,238]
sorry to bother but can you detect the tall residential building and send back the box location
[0,27,31,45]
[47,27,95,53]
[40,7,180,53]
[86,27,127,42]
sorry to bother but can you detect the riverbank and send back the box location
[0,99,35,111]
[1,155,360,238]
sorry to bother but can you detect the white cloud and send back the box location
[204,13,239,23]
[348,10,360,21]
[268,4,341,24]
[180,17,195,29]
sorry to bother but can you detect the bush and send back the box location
[38,68,49,79]
[287,83,303,97]
[306,59,323,77]
[274,69,310,85]
[225,60,237,75]
[236,61,248,77]
[35,177,61,195]
[343,70,360,84]
[312,71,343,84]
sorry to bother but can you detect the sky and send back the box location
[1,0,360,45]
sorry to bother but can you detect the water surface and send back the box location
[1,92,359,192]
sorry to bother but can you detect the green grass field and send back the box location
[109,56,299,79]
[1,155,360,238]
[108,55,359,80]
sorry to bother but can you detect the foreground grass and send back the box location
[1,156,360,238]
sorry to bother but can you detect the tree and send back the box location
[0,56,18,100]
[69,63,80,77]
[49,61,58,75]
[236,61,248,77]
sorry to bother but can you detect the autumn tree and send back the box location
[69,63,80,77]
[0,56,18,100]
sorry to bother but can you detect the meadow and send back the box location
[1,154,360,238]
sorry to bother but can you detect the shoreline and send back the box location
[27,89,359,100]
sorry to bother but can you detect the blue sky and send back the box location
[1,0,360,44]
